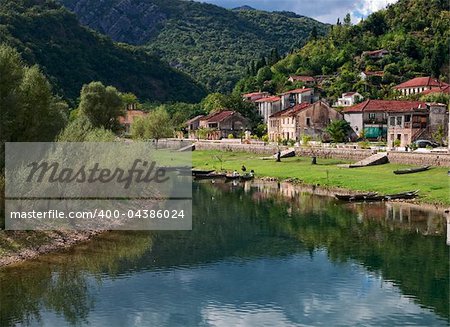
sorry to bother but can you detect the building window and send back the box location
[389,117,395,126]
[404,115,411,122]
[306,117,311,127]
[369,113,376,120]
[396,116,402,126]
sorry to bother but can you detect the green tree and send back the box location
[326,120,351,143]
[0,44,68,152]
[78,82,124,132]
[132,107,174,141]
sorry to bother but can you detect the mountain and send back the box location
[236,0,450,100]
[0,0,206,103]
[59,0,328,92]
[232,6,256,11]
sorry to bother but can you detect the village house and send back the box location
[268,101,343,141]
[242,91,270,102]
[359,71,384,81]
[280,88,315,110]
[421,84,450,96]
[334,92,364,107]
[362,49,389,59]
[288,75,316,87]
[343,99,430,141]
[184,115,204,138]
[255,96,282,123]
[386,102,448,147]
[394,76,449,96]
[197,110,250,140]
[119,103,147,135]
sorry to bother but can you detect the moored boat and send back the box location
[393,166,431,175]
[194,173,226,180]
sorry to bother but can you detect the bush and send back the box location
[301,135,312,146]
[228,134,234,139]
[262,134,269,143]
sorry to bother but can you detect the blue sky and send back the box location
[197,0,399,23]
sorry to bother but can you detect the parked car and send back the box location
[414,140,439,148]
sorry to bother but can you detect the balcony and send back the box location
[363,119,387,125]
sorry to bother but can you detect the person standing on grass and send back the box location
[276,150,281,162]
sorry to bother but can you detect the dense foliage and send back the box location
[132,107,174,140]
[235,0,450,102]
[60,0,328,92]
[0,44,68,166]
[0,0,206,104]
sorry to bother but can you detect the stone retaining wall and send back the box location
[195,142,450,167]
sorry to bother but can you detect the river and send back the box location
[0,181,448,326]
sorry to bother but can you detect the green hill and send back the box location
[0,0,206,103]
[60,0,328,92]
[238,0,449,100]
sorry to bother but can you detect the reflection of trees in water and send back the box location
[0,182,448,325]
[0,232,153,326]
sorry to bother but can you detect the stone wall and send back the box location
[195,141,450,167]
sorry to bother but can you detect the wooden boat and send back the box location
[335,190,419,202]
[194,173,226,180]
[385,190,419,200]
[335,192,378,201]
[225,174,240,181]
[239,174,254,181]
[393,166,431,175]
[192,169,215,176]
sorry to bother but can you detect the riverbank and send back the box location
[192,150,450,207]
[0,230,105,267]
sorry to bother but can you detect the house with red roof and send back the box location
[268,101,343,142]
[343,100,428,140]
[196,110,250,140]
[255,96,282,123]
[119,104,148,135]
[288,75,316,87]
[394,77,449,96]
[359,71,384,81]
[280,88,315,110]
[362,49,389,59]
[242,91,270,102]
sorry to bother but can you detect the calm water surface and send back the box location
[1,181,449,326]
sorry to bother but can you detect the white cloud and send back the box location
[353,0,398,17]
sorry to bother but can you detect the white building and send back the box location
[255,96,282,123]
[394,77,449,96]
[334,92,364,107]
[280,88,314,110]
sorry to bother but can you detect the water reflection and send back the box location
[0,182,448,326]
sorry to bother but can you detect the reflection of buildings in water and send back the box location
[347,202,446,236]
[446,211,450,246]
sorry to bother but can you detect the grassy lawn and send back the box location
[192,150,450,206]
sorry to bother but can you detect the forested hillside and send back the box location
[60,0,328,92]
[235,0,450,101]
[0,0,206,103]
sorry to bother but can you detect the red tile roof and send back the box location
[289,76,316,82]
[343,99,428,113]
[185,115,204,125]
[362,49,388,56]
[281,88,313,95]
[420,85,450,95]
[255,96,281,103]
[270,103,310,118]
[394,77,449,89]
[201,110,235,123]
[362,71,384,77]
[243,91,267,96]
